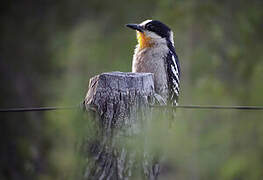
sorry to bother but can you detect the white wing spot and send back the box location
[169,31,175,46]
[172,54,176,64]
[172,56,179,73]
[171,66,177,75]
[172,79,179,89]
[173,87,179,96]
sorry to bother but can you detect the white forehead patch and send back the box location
[140,19,152,26]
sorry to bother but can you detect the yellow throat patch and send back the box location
[136,32,153,49]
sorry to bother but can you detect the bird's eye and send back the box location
[146,24,154,30]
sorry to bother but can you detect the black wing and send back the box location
[166,42,180,105]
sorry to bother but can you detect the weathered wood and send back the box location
[83,71,160,180]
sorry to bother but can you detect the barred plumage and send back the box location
[166,42,180,105]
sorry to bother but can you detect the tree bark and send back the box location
[83,71,160,180]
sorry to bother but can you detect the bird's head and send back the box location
[126,20,174,49]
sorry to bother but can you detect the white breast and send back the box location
[132,43,169,100]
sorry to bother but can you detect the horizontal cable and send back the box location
[0,106,79,113]
[150,105,263,110]
[1,105,263,113]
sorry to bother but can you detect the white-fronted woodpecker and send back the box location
[126,20,181,105]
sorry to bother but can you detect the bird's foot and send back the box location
[153,93,166,105]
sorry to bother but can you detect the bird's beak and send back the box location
[126,24,143,32]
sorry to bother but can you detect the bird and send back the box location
[126,20,180,106]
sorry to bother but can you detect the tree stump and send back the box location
[83,72,160,180]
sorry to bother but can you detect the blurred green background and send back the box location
[1,0,263,179]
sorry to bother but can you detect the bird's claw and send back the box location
[154,93,166,105]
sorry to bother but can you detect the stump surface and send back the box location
[83,72,160,180]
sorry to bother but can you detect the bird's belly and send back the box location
[132,48,168,99]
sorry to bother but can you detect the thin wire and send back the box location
[0,106,79,113]
[150,105,263,110]
[1,105,263,113]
